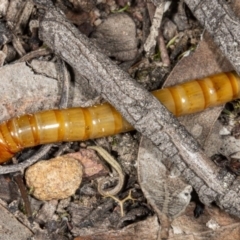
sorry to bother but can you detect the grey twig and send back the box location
[56,58,70,108]
[184,0,240,75]
[0,145,52,174]
[144,2,165,55]
[38,7,240,217]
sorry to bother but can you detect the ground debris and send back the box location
[0,203,33,239]
[1,0,240,239]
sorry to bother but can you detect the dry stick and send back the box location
[0,58,70,174]
[183,0,240,216]
[184,0,240,75]
[38,8,240,217]
[15,48,52,63]
[146,1,171,66]
[13,174,32,218]
[157,30,170,67]
[144,1,165,55]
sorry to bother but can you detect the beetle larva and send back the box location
[0,71,239,163]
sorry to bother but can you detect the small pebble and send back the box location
[219,127,231,136]
[94,19,102,26]
[25,156,83,201]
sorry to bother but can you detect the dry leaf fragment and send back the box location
[138,137,192,238]
[164,32,234,145]
[170,203,240,239]
[91,13,138,61]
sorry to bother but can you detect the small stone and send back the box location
[25,156,83,201]
[219,126,231,136]
[93,18,102,27]
[162,18,178,41]
[206,219,220,230]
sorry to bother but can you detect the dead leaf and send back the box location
[164,32,233,145]
[91,13,138,61]
[137,137,192,238]
[169,203,240,240]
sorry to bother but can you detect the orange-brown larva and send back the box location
[0,72,239,163]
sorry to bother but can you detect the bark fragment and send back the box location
[184,0,240,75]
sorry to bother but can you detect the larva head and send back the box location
[0,133,14,163]
[231,72,240,98]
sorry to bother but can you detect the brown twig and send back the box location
[15,48,52,63]
[13,174,32,218]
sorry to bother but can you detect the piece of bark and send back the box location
[0,0,8,17]
[0,21,12,46]
[170,203,240,239]
[38,7,240,217]
[0,203,33,239]
[144,1,165,55]
[73,216,160,240]
[35,200,58,224]
[184,0,240,75]
[0,176,19,203]
[14,0,34,35]
[6,0,24,23]
[30,59,58,79]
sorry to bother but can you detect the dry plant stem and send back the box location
[14,0,34,35]
[144,1,165,55]
[158,29,170,66]
[105,190,136,217]
[0,145,53,174]
[56,58,70,108]
[53,142,72,157]
[13,174,32,218]
[12,35,26,57]
[15,48,52,63]
[184,0,240,75]
[0,58,70,174]
[38,8,240,217]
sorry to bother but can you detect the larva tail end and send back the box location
[0,142,14,163]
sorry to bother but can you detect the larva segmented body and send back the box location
[0,72,239,163]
